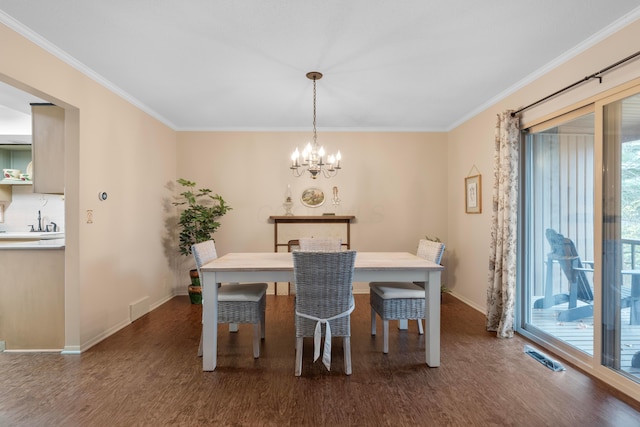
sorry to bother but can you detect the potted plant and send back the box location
[173,178,232,303]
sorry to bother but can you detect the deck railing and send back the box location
[622,238,640,272]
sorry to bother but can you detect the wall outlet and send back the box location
[86,209,93,224]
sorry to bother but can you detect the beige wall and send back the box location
[0,23,177,351]
[176,131,449,292]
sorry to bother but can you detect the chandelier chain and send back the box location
[312,76,317,146]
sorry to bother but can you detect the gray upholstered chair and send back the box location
[298,237,342,251]
[369,239,445,353]
[192,240,268,358]
[293,250,356,376]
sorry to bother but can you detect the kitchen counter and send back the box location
[0,231,64,240]
[0,232,65,249]
[0,238,65,249]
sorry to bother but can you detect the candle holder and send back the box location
[283,184,294,215]
[283,198,293,216]
[331,186,340,212]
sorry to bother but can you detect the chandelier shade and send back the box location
[290,72,341,179]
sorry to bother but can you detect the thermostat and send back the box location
[98,191,108,201]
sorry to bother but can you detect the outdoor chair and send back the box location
[536,229,640,324]
[533,229,595,322]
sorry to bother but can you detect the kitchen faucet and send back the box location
[30,210,56,232]
[37,210,43,232]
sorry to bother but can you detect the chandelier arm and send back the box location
[321,168,338,179]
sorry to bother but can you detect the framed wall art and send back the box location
[465,174,481,214]
[301,187,325,208]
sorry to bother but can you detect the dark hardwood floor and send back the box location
[1,294,640,426]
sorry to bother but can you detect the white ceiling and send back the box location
[1,1,640,132]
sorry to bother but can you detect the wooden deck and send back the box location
[531,303,640,379]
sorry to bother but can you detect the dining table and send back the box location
[199,251,444,371]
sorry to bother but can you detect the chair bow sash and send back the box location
[296,302,355,370]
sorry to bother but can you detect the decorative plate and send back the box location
[301,187,325,207]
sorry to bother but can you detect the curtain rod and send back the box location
[511,50,640,117]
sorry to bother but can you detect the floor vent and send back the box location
[524,345,565,371]
[130,297,150,322]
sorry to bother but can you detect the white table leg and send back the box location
[202,270,219,371]
[426,270,441,367]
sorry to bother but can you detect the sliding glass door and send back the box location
[520,86,640,383]
[602,91,640,379]
[521,109,595,356]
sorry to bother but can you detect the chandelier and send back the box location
[290,72,341,179]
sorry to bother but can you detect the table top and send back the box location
[268,215,355,222]
[200,251,444,272]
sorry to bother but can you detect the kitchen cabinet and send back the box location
[0,185,10,201]
[31,103,65,194]
[0,143,32,201]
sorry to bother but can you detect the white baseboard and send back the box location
[80,318,131,352]
[448,291,485,314]
[61,345,81,354]
[80,291,177,353]
[129,296,150,322]
[151,293,176,310]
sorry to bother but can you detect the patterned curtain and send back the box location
[486,111,520,338]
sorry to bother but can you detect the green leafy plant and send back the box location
[173,178,232,256]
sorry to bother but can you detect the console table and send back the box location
[268,215,355,252]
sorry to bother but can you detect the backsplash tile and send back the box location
[0,186,64,232]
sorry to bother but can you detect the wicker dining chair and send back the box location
[275,240,301,295]
[293,250,356,376]
[192,240,268,358]
[298,237,342,251]
[369,239,445,353]
[290,238,343,296]
[276,238,341,294]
